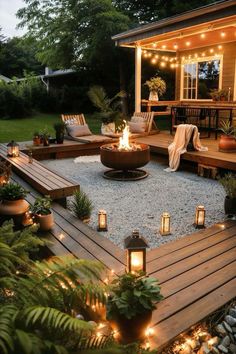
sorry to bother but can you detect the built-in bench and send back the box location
[0,144,79,206]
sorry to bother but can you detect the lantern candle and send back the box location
[160,212,171,235]
[124,229,149,273]
[195,205,206,228]
[97,209,107,231]
[7,140,20,157]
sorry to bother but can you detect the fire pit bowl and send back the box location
[100,143,150,181]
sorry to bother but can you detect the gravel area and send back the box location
[43,156,226,249]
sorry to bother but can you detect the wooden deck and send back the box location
[19,132,236,171]
[136,132,236,171]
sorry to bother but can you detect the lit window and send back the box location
[182,57,221,100]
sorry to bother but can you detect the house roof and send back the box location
[0,74,13,83]
[112,0,236,49]
[43,69,75,78]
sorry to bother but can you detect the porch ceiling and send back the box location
[112,0,236,53]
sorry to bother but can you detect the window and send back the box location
[181,57,222,100]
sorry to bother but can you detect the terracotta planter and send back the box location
[224,196,236,216]
[219,135,236,153]
[0,175,8,186]
[33,137,41,146]
[109,311,152,344]
[0,199,29,216]
[0,199,29,226]
[34,212,54,231]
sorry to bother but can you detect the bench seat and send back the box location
[0,144,79,204]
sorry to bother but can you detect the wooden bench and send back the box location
[0,144,79,206]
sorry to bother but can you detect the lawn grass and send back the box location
[0,112,170,143]
[0,112,101,143]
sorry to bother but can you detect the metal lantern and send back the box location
[124,229,149,273]
[195,205,206,228]
[7,140,20,157]
[97,209,108,231]
[160,212,171,236]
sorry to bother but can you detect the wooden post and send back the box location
[135,45,142,113]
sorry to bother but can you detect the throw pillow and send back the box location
[131,115,146,123]
[128,121,146,133]
[66,124,92,137]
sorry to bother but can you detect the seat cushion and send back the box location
[128,121,146,133]
[66,124,92,137]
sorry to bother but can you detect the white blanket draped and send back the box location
[165,124,208,172]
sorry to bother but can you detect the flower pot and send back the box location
[0,175,8,186]
[149,90,159,101]
[219,135,236,153]
[224,196,236,216]
[101,122,116,136]
[34,212,54,231]
[109,311,152,344]
[33,137,41,146]
[56,132,64,144]
[0,199,30,226]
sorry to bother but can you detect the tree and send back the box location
[0,36,43,78]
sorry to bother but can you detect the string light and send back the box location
[186,41,191,46]
[173,44,178,49]
[220,31,226,37]
[162,44,166,49]
[200,33,206,38]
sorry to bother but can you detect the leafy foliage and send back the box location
[219,119,236,136]
[30,196,52,215]
[0,220,45,262]
[88,86,126,124]
[0,182,28,200]
[70,189,93,220]
[218,173,236,198]
[0,214,108,354]
[107,272,163,320]
[144,77,166,96]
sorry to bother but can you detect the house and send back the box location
[112,0,236,112]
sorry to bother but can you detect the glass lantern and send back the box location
[97,209,108,231]
[7,140,20,157]
[124,229,149,273]
[195,205,206,228]
[160,212,171,236]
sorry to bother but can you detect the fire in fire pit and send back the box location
[100,122,150,181]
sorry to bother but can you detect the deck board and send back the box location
[9,168,236,351]
[136,133,236,170]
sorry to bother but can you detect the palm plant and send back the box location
[0,221,108,354]
[70,189,93,221]
[87,86,126,125]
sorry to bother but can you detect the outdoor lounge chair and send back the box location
[61,114,115,143]
[101,111,158,138]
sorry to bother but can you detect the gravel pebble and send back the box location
[43,156,225,249]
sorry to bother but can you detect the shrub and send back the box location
[0,182,28,200]
[218,173,236,198]
[70,189,93,220]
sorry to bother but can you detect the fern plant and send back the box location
[88,86,126,125]
[70,190,93,221]
[0,221,109,354]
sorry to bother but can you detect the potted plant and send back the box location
[41,128,50,146]
[106,272,163,344]
[54,122,66,144]
[144,76,166,101]
[218,173,236,216]
[0,182,29,224]
[88,86,126,135]
[0,159,11,186]
[33,132,41,146]
[218,119,236,152]
[30,195,54,231]
[210,89,228,101]
[70,189,93,223]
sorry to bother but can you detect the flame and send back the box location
[118,121,132,151]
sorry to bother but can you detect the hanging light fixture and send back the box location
[160,212,171,236]
[97,209,108,231]
[124,229,149,273]
[194,205,206,229]
[7,140,20,157]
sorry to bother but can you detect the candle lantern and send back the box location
[160,212,171,236]
[195,205,206,228]
[97,209,107,231]
[124,229,149,273]
[7,140,20,157]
